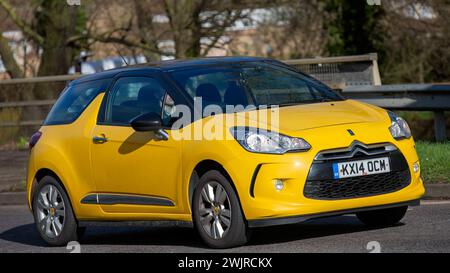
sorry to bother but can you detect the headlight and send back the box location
[388,111,411,140]
[230,127,311,154]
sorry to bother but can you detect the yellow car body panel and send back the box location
[27,91,424,223]
[179,104,424,220]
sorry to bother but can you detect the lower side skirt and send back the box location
[247,199,420,228]
[77,199,420,229]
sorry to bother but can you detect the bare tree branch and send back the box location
[90,31,168,56]
[0,0,44,45]
[0,34,23,78]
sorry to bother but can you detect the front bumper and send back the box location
[248,199,420,228]
[225,137,425,223]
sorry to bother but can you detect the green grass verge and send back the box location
[396,111,450,141]
[416,141,450,184]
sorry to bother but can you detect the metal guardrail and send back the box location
[343,84,450,110]
[342,84,450,141]
[0,99,56,108]
[0,74,79,110]
[0,75,79,136]
[0,74,80,85]
[0,120,43,127]
[284,53,379,65]
[0,54,380,111]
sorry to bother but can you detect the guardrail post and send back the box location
[369,53,382,86]
[434,111,447,142]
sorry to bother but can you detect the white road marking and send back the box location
[421,200,450,205]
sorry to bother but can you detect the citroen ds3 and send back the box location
[27,57,425,248]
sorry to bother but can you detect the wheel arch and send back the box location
[188,160,244,217]
[31,168,73,212]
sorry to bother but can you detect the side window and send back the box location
[44,79,110,125]
[106,77,165,125]
[175,68,243,109]
[184,72,230,101]
[243,67,314,105]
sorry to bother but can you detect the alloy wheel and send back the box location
[198,182,232,239]
[36,184,66,239]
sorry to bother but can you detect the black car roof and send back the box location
[71,56,273,84]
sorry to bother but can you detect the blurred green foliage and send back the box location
[323,0,385,57]
[416,141,450,184]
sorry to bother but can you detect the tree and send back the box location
[0,0,88,128]
[323,0,385,56]
[381,0,450,83]
[0,33,22,78]
[0,0,87,82]
[91,0,253,59]
[253,0,328,59]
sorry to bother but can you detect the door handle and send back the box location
[93,135,108,144]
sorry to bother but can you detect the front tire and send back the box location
[192,170,250,248]
[356,206,408,227]
[32,176,79,246]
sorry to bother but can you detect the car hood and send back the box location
[242,100,388,132]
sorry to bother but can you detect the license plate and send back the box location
[333,157,390,179]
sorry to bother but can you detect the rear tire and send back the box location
[192,170,250,248]
[32,176,79,246]
[356,206,408,227]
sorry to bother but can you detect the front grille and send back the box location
[314,142,397,161]
[304,169,411,200]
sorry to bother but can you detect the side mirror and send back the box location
[130,112,162,132]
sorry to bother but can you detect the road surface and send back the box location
[0,150,27,192]
[1,201,449,253]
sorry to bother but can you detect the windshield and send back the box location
[170,61,343,111]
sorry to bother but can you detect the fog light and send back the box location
[274,179,284,191]
[413,162,420,173]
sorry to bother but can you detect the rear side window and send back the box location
[105,77,165,125]
[44,79,111,125]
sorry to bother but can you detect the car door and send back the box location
[90,74,183,214]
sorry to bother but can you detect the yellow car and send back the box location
[26,57,425,248]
